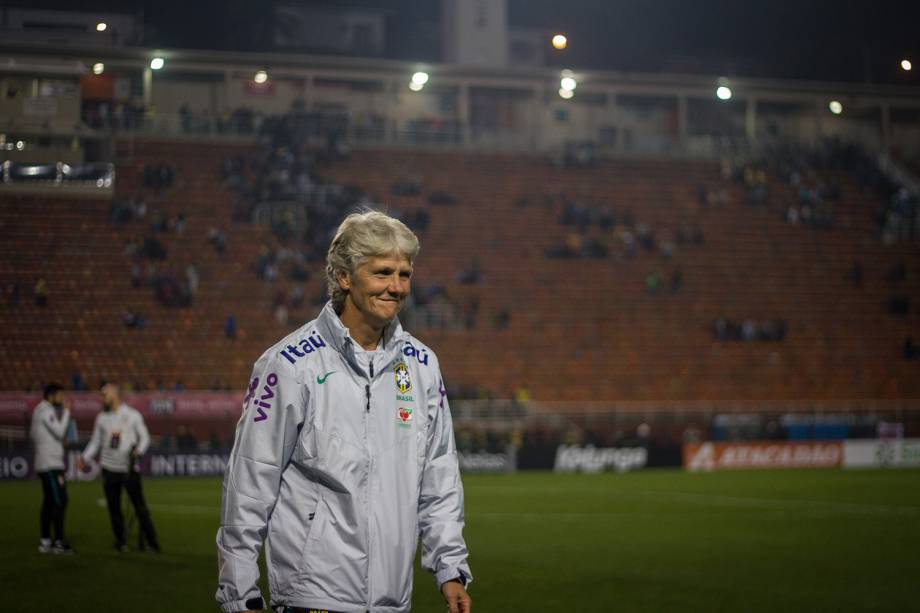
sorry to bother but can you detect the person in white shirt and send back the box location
[30,383,75,554]
[79,381,161,552]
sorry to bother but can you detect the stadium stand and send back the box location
[2,136,918,403]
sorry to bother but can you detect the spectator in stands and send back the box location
[713,317,732,341]
[224,314,237,339]
[34,278,48,307]
[850,261,863,288]
[143,164,175,190]
[636,223,655,252]
[176,425,197,452]
[132,198,147,220]
[122,309,145,329]
[142,235,167,260]
[670,268,683,294]
[428,190,457,205]
[645,270,662,294]
[495,307,511,330]
[289,285,304,309]
[71,372,85,392]
[208,227,227,254]
[130,264,142,289]
[904,337,919,361]
[110,199,134,224]
[145,263,158,287]
[457,259,481,285]
[274,303,289,326]
[619,229,637,259]
[741,320,759,341]
[5,281,19,306]
[185,263,200,297]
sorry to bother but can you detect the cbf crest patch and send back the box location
[394,362,412,394]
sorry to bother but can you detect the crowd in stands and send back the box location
[723,138,919,241]
[217,104,479,332]
[143,163,176,190]
[544,197,704,263]
[4,279,50,307]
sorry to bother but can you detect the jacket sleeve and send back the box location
[215,354,307,613]
[417,359,473,588]
[133,411,151,456]
[42,408,70,440]
[82,414,103,463]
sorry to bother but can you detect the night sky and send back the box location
[11,0,920,85]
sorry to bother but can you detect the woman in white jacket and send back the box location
[217,211,472,613]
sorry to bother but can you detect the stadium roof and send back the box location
[5,0,920,85]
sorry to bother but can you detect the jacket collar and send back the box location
[315,301,410,376]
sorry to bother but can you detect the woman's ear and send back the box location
[336,268,351,291]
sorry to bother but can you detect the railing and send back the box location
[96,110,756,159]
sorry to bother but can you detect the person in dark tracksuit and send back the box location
[30,383,75,554]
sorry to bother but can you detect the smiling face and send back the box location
[338,253,413,329]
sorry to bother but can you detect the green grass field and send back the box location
[2,469,919,612]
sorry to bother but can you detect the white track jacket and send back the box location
[31,400,71,472]
[216,302,471,613]
[82,404,150,473]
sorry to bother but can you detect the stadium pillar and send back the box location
[677,94,688,144]
[457,81,470,146]
[880,101,891,151]
[142,67,152,108]
[304,74,315,111]
[745,97,757,141]
[813,98,824,144]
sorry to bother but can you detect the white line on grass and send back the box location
[633,489,920,516]
[148,503,218,514]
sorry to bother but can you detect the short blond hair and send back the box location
[325,210,420,311]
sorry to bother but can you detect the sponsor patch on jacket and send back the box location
[397,407,413,428]
[394,362,412,394]
[279,332,326,364]
[245,373,278,422]
[402,342,429,366]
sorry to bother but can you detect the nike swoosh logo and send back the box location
[317,371,337,384]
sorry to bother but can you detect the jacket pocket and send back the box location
[266,481,320,596]
[298,495,367,605]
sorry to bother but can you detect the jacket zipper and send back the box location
[364,361,373,609]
